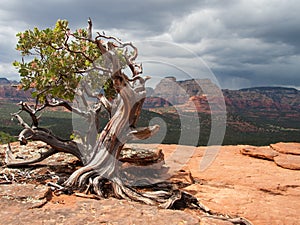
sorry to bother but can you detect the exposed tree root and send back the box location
[53,173,252,225]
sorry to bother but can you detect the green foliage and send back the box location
[1,101,299,146]
[0,131,16,144]
[13,19,102,102]
[0,101,73,140]
[103,78,117,99]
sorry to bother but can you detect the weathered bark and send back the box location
[63,75,165,204]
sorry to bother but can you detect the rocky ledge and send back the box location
[241,142,300,170]
[1,142,300,224]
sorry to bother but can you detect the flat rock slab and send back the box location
[0,193,201,225]
[274,154,300,170]
[271,142,300,155]
[0,183,50,208]
[2,142,300,224]
[120,147,164,166]
[240,146,278,161]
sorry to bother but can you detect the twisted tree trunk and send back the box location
[63,75,166,205]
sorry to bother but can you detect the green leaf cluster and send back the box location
[103,78,117,99]
[13,19,102,102]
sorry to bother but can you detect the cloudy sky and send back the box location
[0,0,299,89]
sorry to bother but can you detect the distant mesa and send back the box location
[144,76,300,117]
[145,76,225,113]
[0,78,11,85]
[0,77,31,102]
[240,86,299,93]
[145,77,221,108]
[1,76,300,119]
[153,76,220,100]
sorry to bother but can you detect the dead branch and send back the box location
[5,147,57,168]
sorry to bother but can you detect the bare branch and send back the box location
[95,32,124,46]
[45,98,90,119]
[81,81,98,98]
[12,113,31,129]
[128,125,160,141]
[17,102,39,127]
[6,148,57,168]
[98,95,112,116]
[76,87,89,109]
[4,143,14,165]
[87,17,92,40]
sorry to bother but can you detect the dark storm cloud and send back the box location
[168,0,300,89]
[0,0,202,79]
[1,0,201,34]
[0,0,299,89]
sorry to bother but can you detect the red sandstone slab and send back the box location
[274,154,300,170]
[270,142,300,155]
[240,146,278,161]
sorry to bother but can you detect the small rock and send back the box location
[120,147,164,166]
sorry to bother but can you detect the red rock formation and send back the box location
[2,142,300,224]
[0,84,32,102]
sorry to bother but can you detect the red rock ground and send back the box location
[1,142,300,224]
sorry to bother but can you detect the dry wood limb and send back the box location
[0,181,12,185]
[5,146,57,168]
[44,98,90,119]
[203,215,253,225]
[8,114,84,166]
[47,182,64,190]
[75,192,102,200]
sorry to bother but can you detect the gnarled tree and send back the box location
[7,19,251,224]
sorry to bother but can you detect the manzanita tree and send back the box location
[9,18,188,207]
[6,18,251,224]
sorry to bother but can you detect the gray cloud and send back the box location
[0,0,299,89]
[167,0,300,89]
[2,0,201,34]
